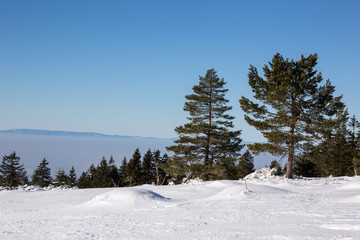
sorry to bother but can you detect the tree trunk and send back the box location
[286,151,293,179]
[155,160,160,185]
[286,123,295,179]
[205,87,212,166]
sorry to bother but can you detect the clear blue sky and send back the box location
[1,0,359,141]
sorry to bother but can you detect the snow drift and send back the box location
[80,188,174,210]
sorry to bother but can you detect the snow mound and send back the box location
[82,188,173,209]
[338,181,360,190]
[206,185,251,201]
[206,180,239,188]
[339,194,360,204]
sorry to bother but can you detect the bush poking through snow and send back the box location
[244,168,283,180]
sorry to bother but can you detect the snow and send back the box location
[1,175,360,239]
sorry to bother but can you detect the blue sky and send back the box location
[1,0,359,141]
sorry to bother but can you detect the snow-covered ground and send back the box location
[1,170,360,239]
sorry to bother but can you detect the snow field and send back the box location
[1,174,360,239]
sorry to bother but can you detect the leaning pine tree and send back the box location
[240,53,344,178]
[167,68,243,180]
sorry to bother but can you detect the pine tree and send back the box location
[311,111,353,176]
[348,115,360,175]
[142,149,155,184]
[108,155,121,187]
[54,169,70,186]
[92,156,113,188]
[77,171,92,188]
[167,68,244,180]
[240,53,344,178]
[125,148,142,186]
[354,133,360,176]
[68,166,77,187]
[294,154,318,177]
[31,158,52,187]
[161,155,187,184]
[348,115,359,151]
[237,150,255,179]
[119,157,127,186]
[0,151,28,188]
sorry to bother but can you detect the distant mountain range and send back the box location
[0,129,272,175]
[0,129,170,140]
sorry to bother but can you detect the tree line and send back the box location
[1,52,359,189]
[0,147,255,189]
[0,152,78,189]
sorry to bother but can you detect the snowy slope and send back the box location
[1,175,360,239]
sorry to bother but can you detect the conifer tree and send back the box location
[142,149,155,184]
[125,148,142,186]
[354,134,360,176]
[31,158,52,187]
[54,169,70,186]
[162,155,189,183]
[77,171,92,188]
[92,156,115,188]
[294,154,318,177]
[108,155,120,187]
[348,115,360,175]
[167,68,244,179]
[348,115,359,151]
[240,53,344,178]
[68,166,77,187]
[237,150,255,178]
[311,111,353,176]
[0,151,28,188]
[119,157,127,186]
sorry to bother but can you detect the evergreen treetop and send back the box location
[0,151,28,188]
[126,148,142,186]
[142,149,155,184]
[69,166,77,187]
[54,169,70,186]
[31,158,52,187]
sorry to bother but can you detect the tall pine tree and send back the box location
[54,169,70,186]
[0,151,28,188]
[119,157,128,186]
[31,158,52,187]
[240,53,344,178]
[310,110,353,176]
[348,115,360,175]
[142,149,155,184]
[77,171,92,188]
[125,148,142,186]
[69,166,77,187]
[167,68,243,179]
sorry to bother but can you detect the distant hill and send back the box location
[0,129,165,140]
[0,129,274,176]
